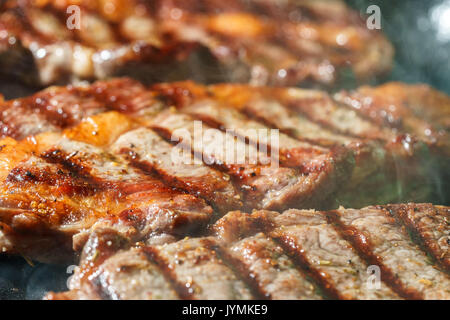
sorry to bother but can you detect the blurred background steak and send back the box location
[0,0,393,87]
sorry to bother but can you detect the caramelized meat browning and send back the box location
[0,0,393,86]
[385,203,449,272]
[48,204,449,300]
[0,78,448,263]
[329,206,449,299]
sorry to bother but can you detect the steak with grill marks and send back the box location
[152,80,450,207]
[0,78,449,263]
[328,206,450,299]
[46,204,449,300]
[0,0,393,86]
[0,131,213,263]
[0,82,348,262]
[385,203,449,271]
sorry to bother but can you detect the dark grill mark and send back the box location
[143,247,193,300]
[385,204,450,272]
[202,239,267,300]
[6,161,97,196]
[119,146,242,214]
[326,210,424,300]
[178,102,330,171]
[41,148,103,191]
[41,147,172,197]
[271,234,337,300]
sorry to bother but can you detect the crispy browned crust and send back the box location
[385,203,449,271]
[0,78,448,264]
[0,0,393,86]
[327,206,450,300]
[0,79,347,262]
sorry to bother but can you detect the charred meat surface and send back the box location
[0,78,449,263]
[328,206,450,300]
[48,204,449,300]
[0,0,393,86]
[0,132,214,263]
[153,80,450,207]
[385,203,449,272]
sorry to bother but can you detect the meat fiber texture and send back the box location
[0,78,448,263]
[47,204,449,300]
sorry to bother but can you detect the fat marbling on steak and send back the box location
[0,0,393,86]
[0,78,448,263]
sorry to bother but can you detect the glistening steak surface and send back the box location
[111,127,243,214]
[152,80,450,206]
[328,206,449,299]
[148,109,344,211]
[0,78,449,263]
[47,204,449,300]
[0,0,393,86]
[385,203,449,271]
[0,131,213,263]
[0,80,350,262]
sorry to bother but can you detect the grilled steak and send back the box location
[0,78,448,263]
[385,203,449,271]
[0,0,393,86]
[328,206,449,299]
[0,132,214,263]
[47,203,449,300]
